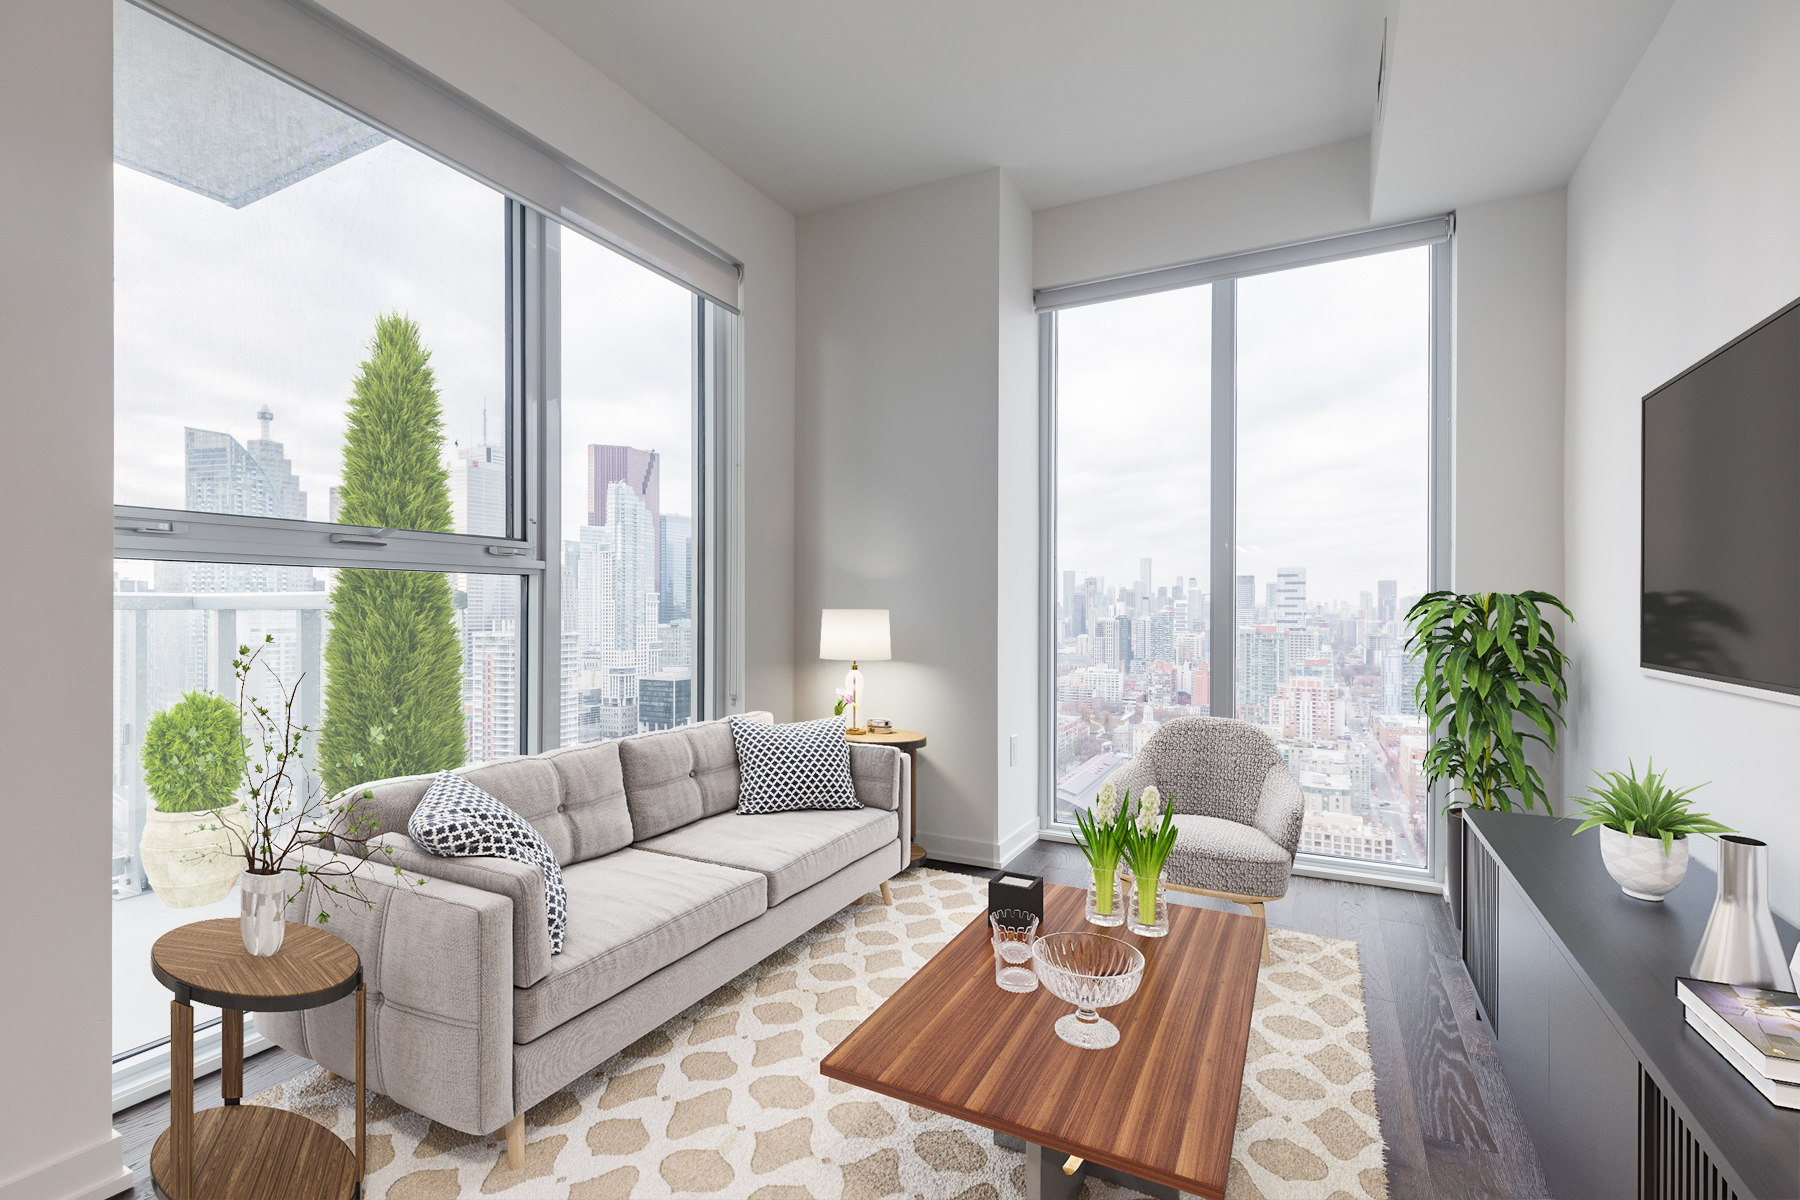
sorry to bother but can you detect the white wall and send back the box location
[311,0,800,719]
[795,168,1038,866]
[1033,137,1371,290]
[1566,0,1800,923]
[0,4,132,1199]
[1452,187,1570,808]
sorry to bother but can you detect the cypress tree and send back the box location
[319,313,466,797]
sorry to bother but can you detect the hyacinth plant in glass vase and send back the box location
[1073,781,1130,926]
[1124,786,1179,937]
[204,635,422,956]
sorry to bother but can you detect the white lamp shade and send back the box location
[819,609,891,661]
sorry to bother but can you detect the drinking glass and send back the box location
[990,909,1040,992]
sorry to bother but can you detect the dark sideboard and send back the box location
[1461,811,1800,1200]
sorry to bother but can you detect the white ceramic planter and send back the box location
[139,804,247,908]
[1598,825,1689,901]
[240,869,289,956]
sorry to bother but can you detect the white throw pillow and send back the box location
[729,715,863,814]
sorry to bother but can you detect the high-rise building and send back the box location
[1139,558,1153,607]
[184,418,313,593]
[1148,612,1174,664]
[1236,625,1288,721]
[658,514,692,622]
[1069,591,1086,639]
[1378,580,1398,624]
[1275,567,1306,631]
[244,408,307,521]
[1234,575,1255,628]
[464,619,519,762]
[587,444,660,586]
[1062,570,1076,626]
[639,671,692,730]
[453,440,507,539]
[1382,643,1424,715]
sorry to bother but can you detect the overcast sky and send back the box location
[115,139,694,542]
[1057,246,1429,611]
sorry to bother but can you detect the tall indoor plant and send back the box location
[138,690,249,907]
[1406,591,1572,927]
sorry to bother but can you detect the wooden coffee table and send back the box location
[821,881,1263,1200]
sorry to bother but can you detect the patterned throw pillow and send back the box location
[729,715,863,815]
[407,772,567,954]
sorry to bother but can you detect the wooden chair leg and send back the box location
[880,880,894,905]
[499,1112,525,1170]
[1251,902,1271,965]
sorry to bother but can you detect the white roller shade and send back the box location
[1035,215,1453,313]
[139,0,742,311]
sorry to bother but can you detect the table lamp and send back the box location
[819,609,890,734]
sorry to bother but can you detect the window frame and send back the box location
[109,2,737,1107]
[1038,230,1453,891]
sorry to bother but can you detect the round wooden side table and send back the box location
[149,918,365,1200]
[847,728,927,862]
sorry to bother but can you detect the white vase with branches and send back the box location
[211,635,419,955]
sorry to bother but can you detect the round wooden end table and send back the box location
[846,728,927,862]
[149,918,365,1200]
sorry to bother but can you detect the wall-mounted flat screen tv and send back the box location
[1643,295,1800,695]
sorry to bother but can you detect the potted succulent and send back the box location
[138,690,250,908]
[1568,761,1732,901]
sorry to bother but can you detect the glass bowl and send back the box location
[1031,931,1145,1049]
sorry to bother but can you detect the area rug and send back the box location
[251,868,1387,1199]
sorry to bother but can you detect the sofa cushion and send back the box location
[729,716,861,814]
[619,716,761,840]
[538,740,634,861]
[512,848,765,1043]
[408,772,567,954]
[634,806,898,907]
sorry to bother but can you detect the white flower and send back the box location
[1093,781,1118,825]
[1136,786,1163,835]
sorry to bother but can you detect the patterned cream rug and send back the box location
[252,868,1387,1199]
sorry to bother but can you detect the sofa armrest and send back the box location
[848,743,903,811]
[254,845,516,1135]
[368,832,551,988]
[1252,763,1306,859]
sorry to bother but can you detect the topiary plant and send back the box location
[142,690,247,813]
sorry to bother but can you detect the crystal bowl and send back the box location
[1031,932,1145,1049]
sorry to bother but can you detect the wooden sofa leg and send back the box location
[880,880,894,905]
[1251,902,1271,965]
[500,1113,525,1170]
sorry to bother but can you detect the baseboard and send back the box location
[995,817,1040,868]
[0,1131,132,1200]
[918,829,1009,869]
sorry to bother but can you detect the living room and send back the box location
[4,2,1799,1198]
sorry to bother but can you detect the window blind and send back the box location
[1034,214,1453,313]
[139,0,743,311]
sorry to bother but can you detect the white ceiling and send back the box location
[505,0,1388,215]
[506,0,1675,220]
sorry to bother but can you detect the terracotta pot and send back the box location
[139,803,246,908]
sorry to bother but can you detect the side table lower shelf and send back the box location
[151,1106,360,1200]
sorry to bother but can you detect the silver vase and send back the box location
[240,869,288,957]
[1690,836,1794,990]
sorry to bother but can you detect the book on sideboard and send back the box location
[1677,977,1800,1109]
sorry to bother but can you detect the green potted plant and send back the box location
[138,690,250,907]
[1568,761,1732,901]
[1073,781,1130,927]
[1405,590,1573,928]
[1123,786,1177,938]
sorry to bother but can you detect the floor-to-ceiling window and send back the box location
[1051,287,1211,821]
[109,0,722,1104]
[1045,230,1445,882]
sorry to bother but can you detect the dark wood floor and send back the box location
[114,841,1549,1199]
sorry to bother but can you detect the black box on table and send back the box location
[986,872,1044,923]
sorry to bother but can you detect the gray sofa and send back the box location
[256,711,908,1165]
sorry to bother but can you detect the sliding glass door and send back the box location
[1045,238,1444,881]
